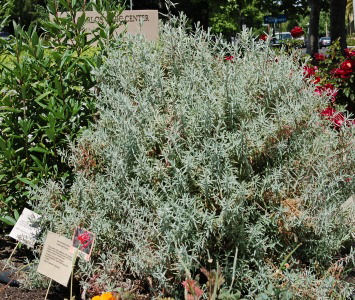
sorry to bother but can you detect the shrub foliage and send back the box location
[31,17,354,299]
[0,0,122,221]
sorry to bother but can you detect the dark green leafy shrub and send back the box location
[0,0,123,223]
[30,17,354,299]
[279,38,304,50]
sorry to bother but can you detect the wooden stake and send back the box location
[70,248,79,300]
[44,279,52,300]
[2,242,19,271]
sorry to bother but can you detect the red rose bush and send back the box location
[304,40,355,127]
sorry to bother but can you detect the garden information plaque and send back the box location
[37,231,75,286]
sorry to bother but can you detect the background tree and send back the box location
[0,0,47,32]
[133,0,267,37]
[307,0,320,56]
[299,11,330,36]
[346,0,354,34]
[3,0,348,48]
[330,0,347,50]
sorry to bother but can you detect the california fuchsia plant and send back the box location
[30,16,354,299]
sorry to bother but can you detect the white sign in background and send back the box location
[54,10,159,41]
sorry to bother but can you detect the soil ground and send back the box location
[2,233,353,299]
[0,235,81,300]
[0,234,150,300]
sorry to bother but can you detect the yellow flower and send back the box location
[101,292,115,300]
[91,292,116,300]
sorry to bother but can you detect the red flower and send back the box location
[322,83,336,91]
[290,26,304,38]
[315,83,338,102]
[313,76,321,84]
[331,112,346,127]
[340,59,354,71]
[331,68,351,79]
[314,53,326,61]
[314,86,322,96]
[77,232,92,250]
[259,33,267,41]
[303,65,318,78]
[224,55,234,61]
[320,106,336,117]
[332,59,354,79]
[344,48,355,58]
[320,107,345,127]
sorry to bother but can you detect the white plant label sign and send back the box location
[9,208,41,248]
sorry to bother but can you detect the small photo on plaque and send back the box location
[71,227,95,261]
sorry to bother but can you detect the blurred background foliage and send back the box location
[0,0,343,38]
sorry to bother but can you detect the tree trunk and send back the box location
[307,0,320,56]
[330,0,347,50]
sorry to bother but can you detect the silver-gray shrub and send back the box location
[30,17,354,298]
